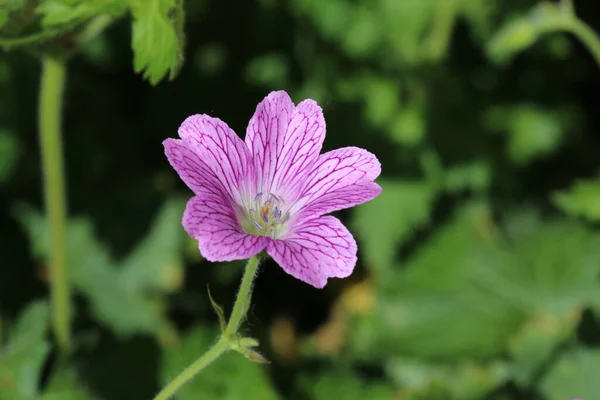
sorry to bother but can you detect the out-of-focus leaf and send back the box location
[459,0,497,39]
[387,358,509,400]
[0,129,18,184]
[341,4,381,58]
[485,104,566,165]
[541,347,600,400]
[487,3,564,64]
[0,301,50,400]
[352,203,524,360]
[389,105,425,146]
[37,0,126,26]
[292,0,349,40]
[301,371,394,400]
[487,17,540,64]
[0,10,8,28]
[17,200,185,337]
[552,179,600,222]
[508,314,574,387]
[351,180,436,277]
[161,326,279,400]
[5,301,49,355]
[496,211,600,318]
[40,370,94,400]
[245,54,288,87]
[120,199,185,293]
[363,76,400,128]
[130,0,182,85]
[488,213,600,383]
[194,43,227,77]
[444,161,491,193]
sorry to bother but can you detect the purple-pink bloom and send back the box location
[163,91,382,288]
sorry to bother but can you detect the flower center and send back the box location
[239,192,290,239]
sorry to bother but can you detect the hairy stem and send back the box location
[153,255,262,400]
[39,55,71,353]
[224,255,261,337]
[153,338,228,400]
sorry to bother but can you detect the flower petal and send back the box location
[267,216,357,288]
[301,182,382,217]
[179,115,254,203]
[245,91,295,194]
[291,147,381,215]
[245,91,326,199]
[271,99,326,200]
[183,195,268,261]
[163,138,226,198]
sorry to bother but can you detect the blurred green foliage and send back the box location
[1,0,600,399]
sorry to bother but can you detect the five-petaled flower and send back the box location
[163,91,382,288]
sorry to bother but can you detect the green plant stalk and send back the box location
[224,254,261,337]
[39,55,71,353]
[153,255,262,400]
[153,338,229,400]
[566,17,600,68]
[425,0,458,61]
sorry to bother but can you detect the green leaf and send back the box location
[495,211,600,317]
[0,10,8,29]
[351,203,524,360]
[389,104,425,147]
[301,371,394,400]
[351,180,436,277]
[161,326,280,400]
[508,314,573,387]
[485,104,566,165]
[0,129,19,184]
[490,213,600,384]
[541,347,600,400]
[119,199,186,293]
[40,370,94,400]
[245,54,289,88]
[487,3,565,64]
[386,358,509,400]
[5,301,49,355]
[0,301,51,400]
[16,200,185,337]
[207,286,227,333]
[553,179,600,222]
[363,76,400,128]
[341,4,382,58]
[487,17,540,64]
[37,0,126,27]
[443,161,491,193]
[130,0,182,85]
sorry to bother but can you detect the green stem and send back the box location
[425,0,458,61]
[39,55,71,353]
[224,255,261,338]
[153,255,262,400]
[76,15,115,44]
[0,28,67,51]
[154,338,229,400]
[566,17,600,68]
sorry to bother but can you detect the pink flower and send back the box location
[163,91,382,288]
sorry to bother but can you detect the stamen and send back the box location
[274,206,281,220]
[252,220,263,231]
[261,213,269,223]
[269,227,275,239]
[249,208,255,214]
[254,192,263,202]
[269,193,279,202]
